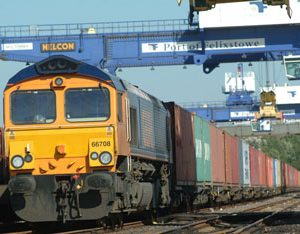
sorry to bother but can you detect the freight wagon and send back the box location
[172,104,299,206]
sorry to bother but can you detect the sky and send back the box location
[0,0,297,124]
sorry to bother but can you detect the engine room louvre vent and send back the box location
[35,55,80,75]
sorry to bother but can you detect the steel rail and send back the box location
[156,194,300,234]
[229,199,300,234]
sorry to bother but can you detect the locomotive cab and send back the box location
[5,56,120,175]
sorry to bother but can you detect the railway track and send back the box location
[53,221,144,234]
[2,193,300,234]
[226,198,300,233]
[122,193,300,234]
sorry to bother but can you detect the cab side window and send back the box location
[130,107,138,146]
[118,93,123,122]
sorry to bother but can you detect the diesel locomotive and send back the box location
[5,55,171,222]
[4,55,300,224]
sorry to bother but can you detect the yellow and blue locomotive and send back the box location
[5,56,171,222]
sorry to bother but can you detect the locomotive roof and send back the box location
[121,79,166,109]
[5,55,125,91]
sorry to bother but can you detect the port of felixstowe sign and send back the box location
[142,38,265,53]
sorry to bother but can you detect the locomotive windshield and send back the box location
[11,90,56,124]
[65,88,110,122]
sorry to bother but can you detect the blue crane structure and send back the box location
[0,19,300,75]
[1,17,300,136]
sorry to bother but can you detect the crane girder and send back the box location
[182,0,291,18]
[0,20,300,74]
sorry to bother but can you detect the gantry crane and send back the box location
[254,90,283,120]
[177,0,291,24]
[0,19,300,75]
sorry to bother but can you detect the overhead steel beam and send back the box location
[0,20,300,74]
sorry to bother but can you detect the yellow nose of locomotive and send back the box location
[8,126,115,175]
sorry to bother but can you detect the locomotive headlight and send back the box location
[24,154,33,163]
[90,152,98,160]
[99,152,112,165]
[11,155,24,169]
[54,77,63,86]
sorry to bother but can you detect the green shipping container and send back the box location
[193,115,212,183]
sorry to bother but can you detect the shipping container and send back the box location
[290,167,294,187]
[282,162,287,188]
[249,146,260,186]
[287,164,293,187]
[298,170,300,187]
[273,159,276,187]
[296,169,299,187]
[239,140,250,186]
[210,125,226,184]
[291,166,295,187]
[193,115,212,183]
[292,167,294,187]
[266,156,274,187]
[294,168,298,187]
[231,136,241,185]
[258,152,267,186]
[290,167,295,187]
[273,159,281,187]
[224,132,240,185]
[224,132,232,185]
[292,167,298,187]
[277,159,282,187]
[284,163,293,188]
[165,102,196,186]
